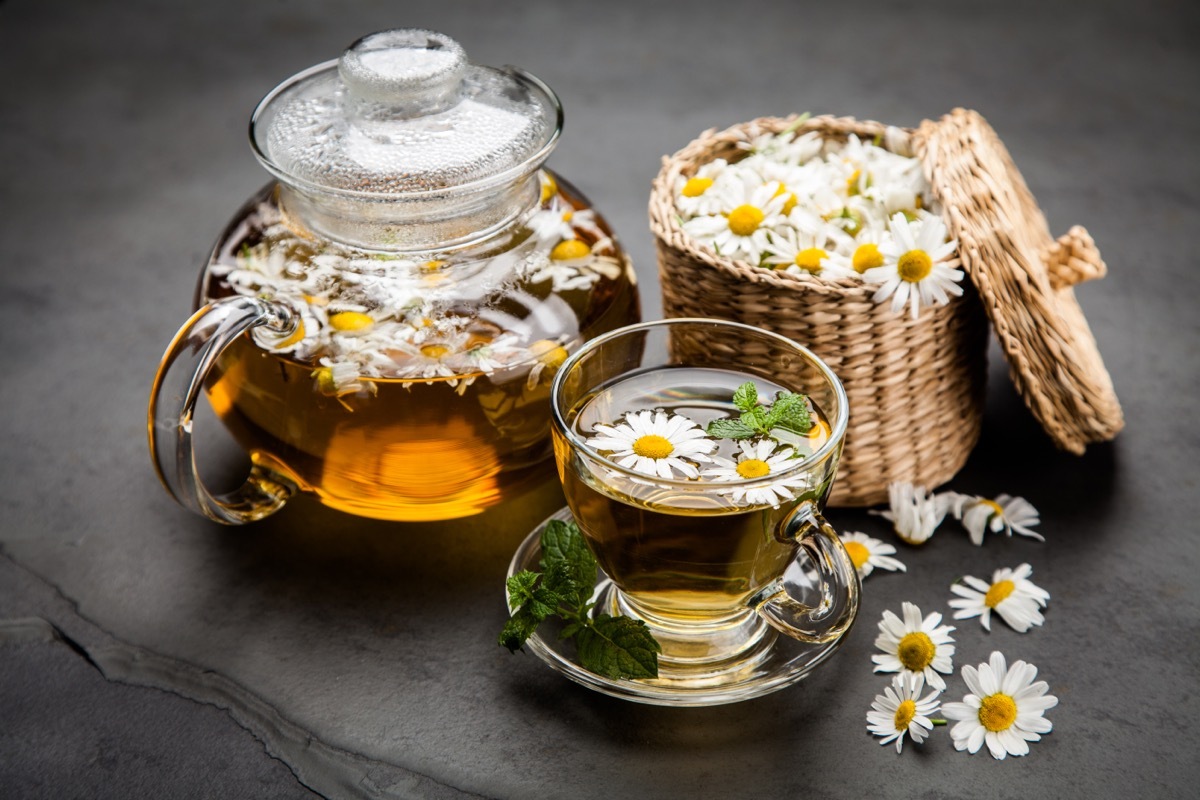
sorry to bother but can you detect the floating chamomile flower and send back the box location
[763,227,854,280]
[942,651,1058,759]
[872,601,956,691]
[586,410,716,480]
[529,204,599,243]
[949,563,1050,633]
[872,482,954,546]
[956,494,1044,545]
[530,237,623,292]
[866,672,943,754]
[701,439,802,507]
[682,181,787,264]
[675,159,733,217]
[863,213,963,320]
[840,531,906,578]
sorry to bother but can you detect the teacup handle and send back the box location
[147,296,299,524]
[750,501,861,643]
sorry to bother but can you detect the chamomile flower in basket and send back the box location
[650,111,1124,509]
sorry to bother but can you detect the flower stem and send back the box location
[931,718,947,726]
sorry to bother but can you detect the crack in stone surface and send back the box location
[0,553,484,800]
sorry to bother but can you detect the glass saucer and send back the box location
[505,507,851,707]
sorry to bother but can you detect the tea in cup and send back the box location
[550,318,859,684]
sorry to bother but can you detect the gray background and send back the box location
[2,0,1198,798]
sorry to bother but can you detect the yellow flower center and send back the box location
[852,243,884,273]
[420,260,445,272]
[329,311,374,332]
[736,458,771,478]
[540,173,558,203]
[896,631,936,671]
[794,247,827,274]
[980,498,1005,516]
[420,344,451,359]
[847,168,862,196]
[529,339,569,368]
[561,210,574,222]
[979,693,1018,732]
[897,249,933,282]
[551,239,591,261]
[893,699,917,731]
[276,320,306,349]
[844,540,870,571]
[632,434,674,460]
[682,177,714,197]
[771,184,798,215]
[727,204,765,236]
[984,579,1016,608]
[312,366,336,394]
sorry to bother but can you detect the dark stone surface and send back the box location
[2,0,1198,798]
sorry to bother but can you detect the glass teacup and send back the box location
[550,318,859,685]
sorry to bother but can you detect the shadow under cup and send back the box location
[550,319,857,682]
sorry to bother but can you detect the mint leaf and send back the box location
[765,391,812,433]
[540,520,597,608]
[574,614,661,680]
[732,381,759,412]
[505,570,541,611]
[499,607,542,653]
[705,418,756,439]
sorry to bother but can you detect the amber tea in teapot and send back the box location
[149,30,640,524]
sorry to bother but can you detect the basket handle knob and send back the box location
[1042,225,1107,289]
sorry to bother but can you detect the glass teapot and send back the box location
[148,30,640,524]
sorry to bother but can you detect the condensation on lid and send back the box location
[251,29,560,196]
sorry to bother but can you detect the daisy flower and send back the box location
[872,601,956,690]
[682,180,787,264]
[949,563,1050,633]
[701,439,802,507]
[762,227,854,280]
[586,410,716,480]
[674,159,734,217]
[863,212,964,320]
[529,237,623,292]
[840,531,906,578]
[871,482,954,546]
[866,672,943,753]
[942,651,1058,759]
[529,203,600,243]
[956,494,1044,545]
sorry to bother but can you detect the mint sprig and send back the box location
[500,519,660,680]
[705,381,813,440]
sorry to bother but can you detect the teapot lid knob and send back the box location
[338,29,467,114]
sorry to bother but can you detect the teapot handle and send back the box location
[147,296,299,524]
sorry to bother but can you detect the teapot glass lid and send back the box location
[250,29,562,198]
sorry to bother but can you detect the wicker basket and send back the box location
[649,115,989,507]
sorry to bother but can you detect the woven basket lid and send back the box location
[913,108,1123,454]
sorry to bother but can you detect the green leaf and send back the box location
[540,520,598,608]
[741,406,768,432]
[505,570,541,611]
[706,418,756,439]
[498,607,542,653]
[765,391,812,433]
[732,381,759,412]
[575,615,661,680]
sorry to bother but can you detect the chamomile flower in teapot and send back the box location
[149,29,639,524]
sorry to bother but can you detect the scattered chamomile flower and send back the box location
[871,482,955,546]
[863,212,964,320]
[586,410,716,480]
[866,672,943,753]
[682,181,788,264]
[701,439,802,507]
[949,563,1050,633]
[840,531,906,578]
[955,494,1044,545]
[942,651,1058,760]
[873,601,956,691]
